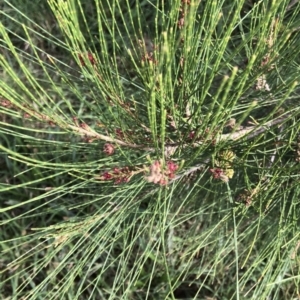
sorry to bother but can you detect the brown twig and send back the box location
[169,112,292,184]
[164,112,292,156]
[3,98,292,155]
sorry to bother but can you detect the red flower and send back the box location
[87,52,96,65]
[78,52,96,67]
[167,161,178,173]
[189,131,195,140]
[103,172,112,180]
[103,143,115,155]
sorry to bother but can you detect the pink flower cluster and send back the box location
[103,143,115,155]
[209,168,228,183]
[101,167,131,184]
[145,160,179,185]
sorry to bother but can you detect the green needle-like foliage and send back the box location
[1,0,300,299]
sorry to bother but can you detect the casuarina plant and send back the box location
[1,0,300,299]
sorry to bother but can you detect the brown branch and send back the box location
[10,99,291,156]
[169,112,292,184]
[56,113,292,154]
[164,112,292,156]
[215,112,290,142]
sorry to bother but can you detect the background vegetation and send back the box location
[1,0,300,299]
